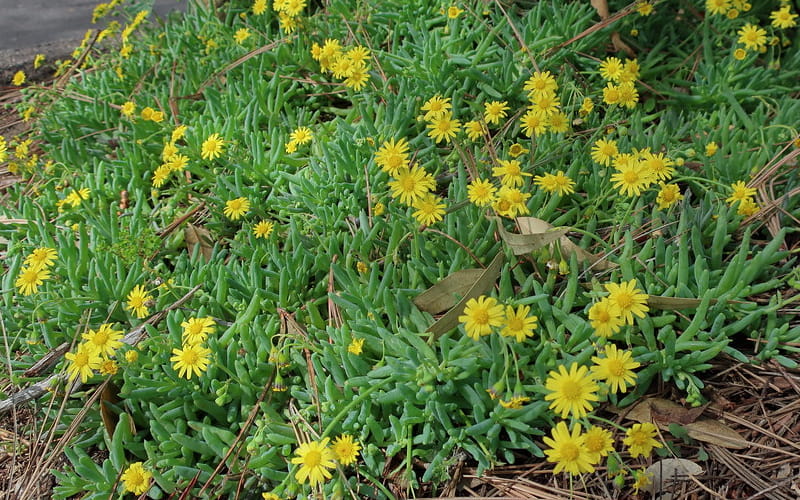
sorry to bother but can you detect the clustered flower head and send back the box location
[291,434,362,486]
[171,315,215,379]
[726,180,759,216]
[65,322,123,383]
[311,39,371,90]
[15,247,57,296]
[598,57,640,108]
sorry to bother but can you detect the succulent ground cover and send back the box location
[1,0,799,498]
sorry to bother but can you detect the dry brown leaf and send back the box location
[645,458,703,499]
[185,223,214,262]
[684,419,749,449]
[413,269,485,314]
[516,217,616,270]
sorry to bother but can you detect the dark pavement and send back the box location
[0,0,185,72]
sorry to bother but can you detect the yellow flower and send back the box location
[483,101,510,125]
[733,48,747,60]
[546,111,569,133]
[253,220,275,238]
[523,71,557,100]
[656,182,683,210]
[15,266,51,296]
[152,164,171,188]
[492,159,530,188]
[726,180,756,205]
[412,193,446,226]
[705,141,718,156]
[533,170,575,196]
[583,425,614,464]
[33,54,45,69]
[118,102,138,120]
[290,126,313,145]
[420,95,451,121]
[463,120,486,141]
[737,23,767,51]
[121,462,152,496]
[168,153,189,172]
[181,316,216,345]
[201,133,225,160]
[374,137,410,175]
[508,143,529,158]
[467,178,497,207]
[171,125,188,142]
[285,139,298,154]
[591,344,640,394]
[12,71,26,86]
[602,83,621,106]
[624,422,663,458]
[234,28,251,44]
[737,197,759,216]
[171,343,212,379]
[125,284,153,319]
[636,1,654,15]
[642,152,674,181]
[604,280,649,325]
[65,342,103,383]
[427,112,461,144]
[348,337,364,355]
[82,323,124,358]
[447,5,463,18]
[611,162,651,197]
[99,359,119,376]
[499,395,531,409]
[493,186,530,218]
[706,0,730,15]
[632,468,653,494]
[458,295,505,340]
[224,197,250,220]
[543,421,595,475]
[388,166,435,205]
[66,187,91,207]
[544,363,599,419]
[125,350,139,363]
[332,434,361,465]
[588,298,624,338]
[599,57,624,82]
[591,138,618,166]
[499,304,538,342]
[771,6,798,29]
[291,438,336,486]
[24,247,57,270]
[579,97,594,117]
[519,109,546,137]
[617,82,639,109]
[344,65,370,90]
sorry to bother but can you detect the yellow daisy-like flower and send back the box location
[170,343,212,379]
[82,323,124,358]
[65,342,103,383]
[374,137,410,175]
[447,5,463,18]
[152,163,172,188]
[492,159,531,188]
[604,280,649,325]
[545,111,569,133]
[120,101,136,118]
[15,266,51,296]
[234,28,251,44]
[771,6,798,29]
[253,220,275,239]
[617,82,639,109]
[420,95,452,121]
[737,197,759,216]
[24,247,57,270]
[125,350,139,363]
[12,71,26,86]
[602,83,621,106]
[737,23,767,51]
[725,181,756,205]
[463,120,486,141]
[508,143,529,158]
[611,162,652,197]
[290,126,313,145]
[579,97,594,117]
[636,1,654,15]
[332,434,361,466]
[588,298,624,338]
[168,153,189,172]
[499,304,538,342]
[125,284,153,319]
[388,166,435,205]
[706,0,730,15]
[291,438,337,486]
[523,71,557,99]
[533,170,575,196]
[641,152,674,181]
[99,359,119,376]
[66,187,91,207]
[599,57,624,82]
[223,197,250,220]
[544,362,599,419]
[348,337,365,355]
[583,425,614,464]
[467,178,497,207]
[499,395,531,409]
[483,101,510,126]
[172,125,188,142]
[162,142,179,161]
[412,193,446,226]
[493,186,530,218]
[733,48,747,60]
[121,462,152,496]
[529,93,561,117]
[519,109,547,137]
[705,141,718,156]
[656,182,683,210]
[201,133,225,160]
[591,344,640,394]
[543,421,595,475]
[591,138,618,166]
[427,112,461,144]
[458,295,505,340]
[33,54,45,69]
[624,422,663,458]
[181,316,216,345]
[344,65,370,91]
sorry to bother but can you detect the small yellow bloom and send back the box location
[224,197,250,220]
[121,462,152,496]
[12,71,26,86]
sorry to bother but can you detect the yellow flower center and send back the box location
[401,176,416,191]
[607,359,626,377]
[615,292,633,308]
[596,309,610,322]
[93,331,109,345]
[74,352,89,367]
[561,442,580,461]
[585,435,603,453]
[507,317,524,332]
[623,170,639,184]
[21,269,38,284]
[182,350,199,365]
[304,449,322,467]
[472,309,489,324]
[560,380,581,400]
